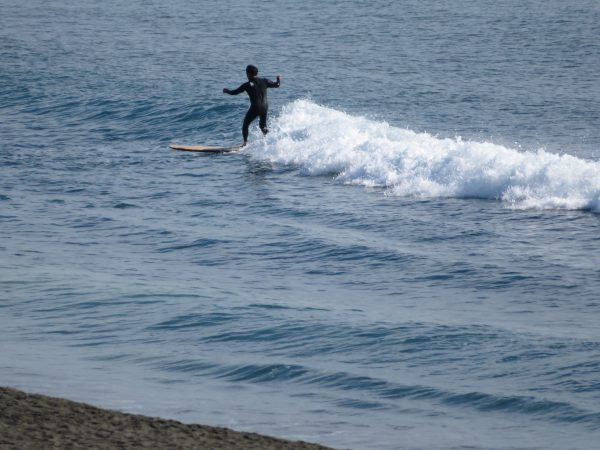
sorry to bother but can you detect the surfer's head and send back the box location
[246,64,258,80]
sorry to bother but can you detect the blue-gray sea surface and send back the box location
[1,1,599,449]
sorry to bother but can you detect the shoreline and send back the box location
[0,386,338,450]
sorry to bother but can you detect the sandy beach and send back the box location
[0,387,337,450]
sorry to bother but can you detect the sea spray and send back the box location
[251,100,600,212]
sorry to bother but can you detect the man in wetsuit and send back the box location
[223,65,281,146]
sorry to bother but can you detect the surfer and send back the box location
[223,65,281,146]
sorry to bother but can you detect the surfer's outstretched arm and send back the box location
[266,75,282,88]
[223,83,247,95]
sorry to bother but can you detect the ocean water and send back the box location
[1,0,600,449]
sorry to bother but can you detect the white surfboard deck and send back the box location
[169,144,242,153]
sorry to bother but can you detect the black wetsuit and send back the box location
[226,77,280,142]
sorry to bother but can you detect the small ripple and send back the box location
[216,364,310,383]
[156,359,218,374]
[335,398,388,410]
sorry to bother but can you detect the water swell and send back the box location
[251,100,600,212]
[139,308,600,419]
[149,356,600,428]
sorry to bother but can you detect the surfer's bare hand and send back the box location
[223,88,230,94]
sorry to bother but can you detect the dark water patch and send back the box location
[113,202,139,209]
[158,237,228,253]
[497,350,559,364]
[189,198,232,208]
[416,229,493,242]
[148,312,239,331]
[34,297,163,314]
[89,353,136,362]
[414,273,455,282]
[174,172,211,178]
[305,267,346,276]
[69,338,121,348]
[231,303,331,314]
[245,303,293,311]
[64,240,100,247]
[44,327,97,337]
[68,216,114,229]
[120,293,210,302]
[480,272,537,289]
[148,191,171,200]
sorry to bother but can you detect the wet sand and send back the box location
[0,387,338,449]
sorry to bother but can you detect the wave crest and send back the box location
[251,100,600,212]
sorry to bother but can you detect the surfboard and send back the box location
[169,144,242,153]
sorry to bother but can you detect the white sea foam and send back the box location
[251,100,600,212]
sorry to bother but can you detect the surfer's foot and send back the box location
[241,141,247,147]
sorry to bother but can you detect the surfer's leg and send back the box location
[242,108,259,143]
[259,110,268,135]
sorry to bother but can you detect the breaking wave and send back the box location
[251,100,600,212]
